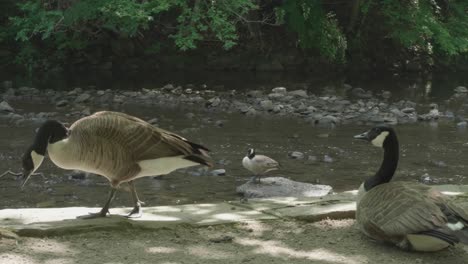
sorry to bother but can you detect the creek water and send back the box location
[0,71,467,210]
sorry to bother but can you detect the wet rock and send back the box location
[401,107,415,114]
[430,160,447,168]
[381,91,392,99]
[246,90,263,98]
[307,155,318,164]
[272,87,287,94]
[74,93,91,103]
[418,104,439,121]
[185,113,195,119]
[289,90,308,98]
[239,105,251,114]
[206,97,221,107]
[260,100,273,111]
[351,88,372,99]
[272,104,284,113]
[289,151,304,159]
[67,170,88,180]
[245,108,257,116]
[0,101,14,113]
[454,86,468,93]
[55,100,68,107]
[457,121,467,129]
[162,84,175,92]
[236,177,333,198]
[268,93,285,100]
[420,173,439,184]
[317,115,339,127]
[445,111,455,119]
[214,120,224,127]
[323,155,334,163]
[122,91,138,97]
[114,95,127,104]
[99,93,114,103]
[210,169,226,176]
[81,108,91,116]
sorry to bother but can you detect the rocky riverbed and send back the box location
[2,80,468,128]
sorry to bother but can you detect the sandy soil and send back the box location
[0,219,467,264]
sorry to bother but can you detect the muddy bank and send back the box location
[1,218,467,264]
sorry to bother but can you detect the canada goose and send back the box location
[21,111,212,218]
[242,148,279,183]
[354,126,468,251]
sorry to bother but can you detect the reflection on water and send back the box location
[1,102,468,209]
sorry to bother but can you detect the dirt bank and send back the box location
[1,218,467,264]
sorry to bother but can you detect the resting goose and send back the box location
[354,125,468,251]
[242,148,279,183]
[21,111,212,218]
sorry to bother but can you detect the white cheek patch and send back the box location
[31,150,45,172]
[371,131,389,147]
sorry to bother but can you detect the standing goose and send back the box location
[242,148,279,183]
[354,125,468,251]
[21,111,212,218]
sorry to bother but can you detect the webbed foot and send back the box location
[77,209,109,219]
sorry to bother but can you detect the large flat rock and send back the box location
[0,203,276,237]
[236,177,333,198]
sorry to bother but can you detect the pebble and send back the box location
[210,169,226,176]
[323,155,334,163]
[147,118,159,125]
[74,93,91,103]
[206,97,221,107]
[289,151,305,159]
[55,100,69,107]
[260,100,273,111]
[272,87,287,94]
[0,101,14,113]
[457,121,467,129]
[454,86,468,93]
[214,120,224,127]
[401,107,415,114]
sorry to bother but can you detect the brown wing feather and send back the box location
[357,182,448,237]
[71,111,211,164]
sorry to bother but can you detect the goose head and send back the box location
[354,126,396,148]
[246,148,256,159]
[21,120,68,187]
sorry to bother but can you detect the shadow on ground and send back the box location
[1,218,467,264]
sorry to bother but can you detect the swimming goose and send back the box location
[21,111,212,218]
[354,125,468,251]
[242,148,279,183]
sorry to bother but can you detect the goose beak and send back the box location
[354,131,369,141]
[20,169,32,189]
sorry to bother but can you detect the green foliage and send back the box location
[0,0,467,71]
[358,0,468,59]
[281,0,347,63]
[5,0,257,69]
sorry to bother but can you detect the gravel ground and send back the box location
[1,219,467,264]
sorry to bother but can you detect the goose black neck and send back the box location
[32,120,68,155]
[364,132,399,191]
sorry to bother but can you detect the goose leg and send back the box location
[78,188,117,219]
[126,181,144,218]
[250,175,258,183]
[250,175,262,184]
